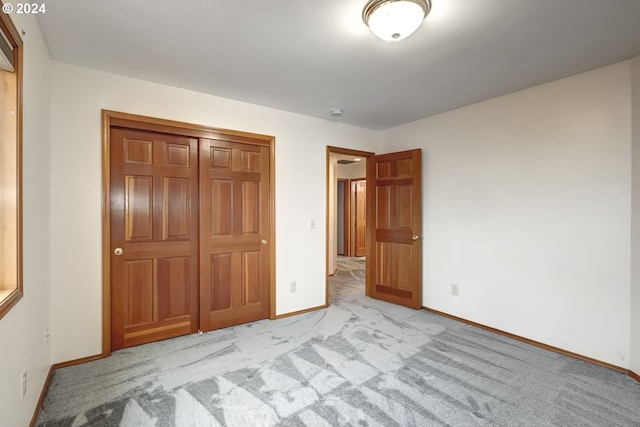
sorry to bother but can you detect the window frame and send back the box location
[0,1,24,321]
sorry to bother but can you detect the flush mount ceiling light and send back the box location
[362,0,431,41]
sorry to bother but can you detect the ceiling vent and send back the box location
[0,26,15,72]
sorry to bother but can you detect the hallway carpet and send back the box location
[36,257,640,426]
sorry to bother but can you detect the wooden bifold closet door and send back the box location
[109,127,271,351]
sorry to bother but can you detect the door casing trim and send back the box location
[102,110,276,357]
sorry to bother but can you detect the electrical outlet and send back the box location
[21,370,27,398]
[451,283,459,296]
[45,328,50,344]
[289,281,297,293]
[309,219,316,230]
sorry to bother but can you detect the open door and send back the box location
[354,179,367,257]
[366,149,422,309]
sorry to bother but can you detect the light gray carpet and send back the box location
[37,256,640,426]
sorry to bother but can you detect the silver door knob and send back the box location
[114,247,124,256]
[411,235,420,241]
[261,239,268,245]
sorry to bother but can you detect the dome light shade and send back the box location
[362,0,431,41]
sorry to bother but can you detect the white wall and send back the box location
[631,54,640,375]
[49,62,380,363]
[380,62,632,367]
[337,161,366,179]
[0,11,52,427]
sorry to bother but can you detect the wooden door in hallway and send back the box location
[354,179,367,257]
[110,128,199,350]
[199,137,271,331]
[366,149,422,309]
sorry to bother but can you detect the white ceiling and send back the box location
[36,0,640,130]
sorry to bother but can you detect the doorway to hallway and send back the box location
[326,145,424,310]
[326,146,373,305]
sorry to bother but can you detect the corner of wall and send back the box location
[630,54,640,376]
[383,61,633,367]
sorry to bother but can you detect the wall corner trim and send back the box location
[29,365,54,427]
[30,354,105,425]
[274,304,327,320]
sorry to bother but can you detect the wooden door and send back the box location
[199,137,271,331]
[354,180,367,257]
[366,149,422,309]
[110,128,199,350]
[337,179,347,256]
